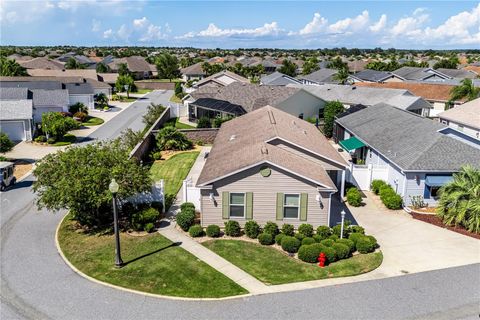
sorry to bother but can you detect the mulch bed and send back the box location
[410,212,480,240]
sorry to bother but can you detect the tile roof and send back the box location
[260,71,303,86]
[19,57,65,70]
[194,70,249,87]
[31,89,69,107]
[438,98,480,130]
[197,106,347,187]
[0,100,33,120]
[336,103,480,171]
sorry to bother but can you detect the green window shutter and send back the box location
[276,193,284,220]
[300,193,308,221]
[222,192,229,219]
[246,192,253,220]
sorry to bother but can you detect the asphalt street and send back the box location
[1,89,479,319]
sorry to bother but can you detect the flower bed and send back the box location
[410,212,480,240]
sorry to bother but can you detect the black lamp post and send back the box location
[109,178,123,268]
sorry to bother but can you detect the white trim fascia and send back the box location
[327,193,332,227]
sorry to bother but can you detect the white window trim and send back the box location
[283,193,300,220]
[229,192,246,219]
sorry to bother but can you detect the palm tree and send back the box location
[436,165,480,233]
[333,68,350,85]
[449,79,480,102]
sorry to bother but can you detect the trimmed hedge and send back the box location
[206,224,221,237]
[281,223,295,236]
[298,223,314,237]
[302,237,316,246]
[298,243,325,263]
[346,187,362,207]
[336,238,355,253]
[176,208,195,231]
[263,221,279,236]
[322,246,337,263]
[180,202,195,211]
[328,234,339,241]
[348,232,364,245]
[356,236,376,253]
[275,233,285,245]
[332,243,350,259]
[131,207,159,232]
[188,225,204,237]
[294,233,305,241]
[332,223,350,239]
[244,221,260,239]
[379,185,403,209]
[281,236,301,253]
[316,226,332,240]
[258,233,274,245]
[348,225,365,234]
[371,179,386,195]
[224,221,241,237]
[320,239,335,247]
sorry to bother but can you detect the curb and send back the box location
[54,214,253,301]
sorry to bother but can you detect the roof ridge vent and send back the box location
[268,110,276,124]
[229,134,236,141]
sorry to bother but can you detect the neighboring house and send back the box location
[19,57,65,70]
[462,65,480,76]
[333,103,480,206]
[193,70,249,89]
[298,68,339,85]
[438,98,480,140]
[181,62,206,81]
[185,82,326,121]
[348,69,405,83]
[391,67,451,81]
[0,88,33,141]
[31,89,69,121]
[354,82,465,117]
[64,83,95,109]
[435,68,477,79]
[290,83,432,116]
[196,105,348,228]
[108,56,152,79]
[57,53,96,69]
[26,68,98,80]
[347,60,368,73]
[260,71,303,86]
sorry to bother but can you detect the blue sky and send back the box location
[1,1,479,49]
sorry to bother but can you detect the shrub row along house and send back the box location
[196,105,348,228]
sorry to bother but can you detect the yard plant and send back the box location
[346,187,363,207]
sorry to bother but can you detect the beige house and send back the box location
[196,106,348,229]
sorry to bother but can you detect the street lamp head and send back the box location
[124,84,129,90]
[341,210,346,218]
[109,178,119,194]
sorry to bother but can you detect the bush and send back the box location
[180,202,195,211]
[73,112,87,122]
[34,135,47,143]
[144,223,155,233]
[346,188,362,207]
[332,222,351,239]
[176,208,195,231]
[224,220,241,237]
[197,117,211,128]
[302,237,316,246]
[356,236,376,253]
[275,233,285,245]
[348,225,365,234]
[328,234,339,241]
[322,246,337,263]
[366,235,378,247]
[244,220,260,239]
[348,232,364,245]
[189,225,204,237]
[320,239,335,247]
[298,223,314,237]
[294,233,305,241]
[131,207,160,231]
[332,243,350,260]
[47,137,56,144]
[336,238,355,253]
[263,221,279,237]
[371,179,386,194]
[298,243,325,263]
[150,151,162,160]
[206,224,221,237]
[156,126,193,151]
[0,132,14,153]
[281,223,295,236]
[281,236,301,253]
[69,102,87,114]
[258,233,274,245]
[316,226,332,240]
[380,187,403,210]
[313,235,323,243]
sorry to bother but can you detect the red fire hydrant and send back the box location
[318,252,326,268]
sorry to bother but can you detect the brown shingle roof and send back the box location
[19,57,65,70]
[27,68,98,80]
[197,106,347,187]
[463,65,480,75]
[194,70,249,87]
[181,62,206,76]
[438,98,480,130]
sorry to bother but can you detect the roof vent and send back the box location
[268,110,276,124]
[261,145,268,154]
[229,135,236,141]
[352,86,356,90]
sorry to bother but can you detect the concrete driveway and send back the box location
[347,192,480,276]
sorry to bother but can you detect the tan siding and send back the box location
[200,164,331,228]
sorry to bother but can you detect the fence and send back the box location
[134,81,175,90]
[182,178,202,209]
[168,103,188,118]
[127,180,165,213]
[347,163,389,190]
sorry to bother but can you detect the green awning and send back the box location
[339,136,366,152]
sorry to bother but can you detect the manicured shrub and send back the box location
[275,233,285,245]
[348,225,365,234]
[196,117,211,128]
[258,233,274,245]
[298,243,326,263]
[263,221,279,236]
[348,232,364,245]
[206,224,221,238]
[313,235,323,243]
[244,220,260,239]
[294,233,305,241]
[328,234,339,241]
[380,187,403,210]
[189,224,204,237]
[371,179,387,195]
[176,208,195,231]
[144,223,155,233]
[298,223,314,237]
[281,223,295,236]
[281,236,301,253]
[34,135,47,143]
[180,202,195,211]
[302,237,316,246]
[336,238,355,253]
[332,222,351,239]
[356,236,376,253]
[346,188,362,207]
[224,220,241,237]
[131,207,160,231]
[69,102,87,114]
[332,243,350,260]
[320,239,335,247]
[47,137,56,144]
[316,226,332,240]
[0,132,14,153]
[73,111,87,122]
[366,235,378,247]
[322,246,337,263]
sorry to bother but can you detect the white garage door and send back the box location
[0,121,25,141]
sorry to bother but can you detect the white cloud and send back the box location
[390,8,429,37]
[101,17,167,42]
[0,1,54,24]
[298,13,328,35]
[91,19,101,32]
[103,28,113,39]
[133,17,148,28]
[370,14,387,32]
[181,21,282,39]
[117,24,131,41]
[328,10,370,34]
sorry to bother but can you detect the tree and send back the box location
[142,103,166,128]
[333,68,350,85]
[68,102,88,114]
[155,53,181,81]
[94,93,109,109]
[450,79,480,102]
[120,128,144,151]
[201,62,224,76]
[41,112,79,140]
[65,57,84,69]
[278,60,297,77]
[156,127,193,151]
[174,82,183,98]
[436,165,480,233]
[323,101,345,138]
[96,62,109,73]
[117,63,130,76]
[115,74,134,97]
[33,141,152,228]
[0,132,14,153]
[302,57,319,75]
[433,58,458,69]
[0,57,28,76]
[327,57,348,70]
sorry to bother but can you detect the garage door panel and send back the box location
[0,121,25,141]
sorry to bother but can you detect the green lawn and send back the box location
[203,240,383,285]
[165,117,196,129]
[136,88,153,94]
[82,116,105,126]
[58,216,247,298]
[52,133,76,146]
[169,94,183,103]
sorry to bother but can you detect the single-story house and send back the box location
[19,57,65,70]
[31,89,69,121]
[348,69,405,83]
[298,68,339,85]
[391,67,451,82]
[181,62,206,82]
[185,82,326,122]
[333,103,480,206]
[108,56,152,80]
[260,71,303,86]
[193,70,249,89]
[438,98,480,140]
[196,105,348,228]
[435,68,477,79]
[0,88,33,141]
[64,83,95,109]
